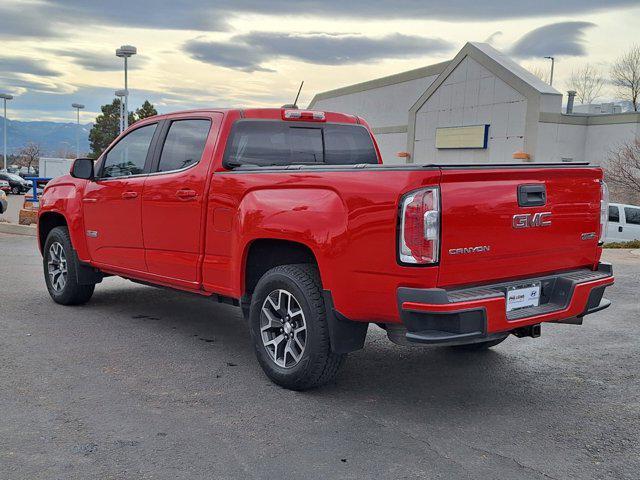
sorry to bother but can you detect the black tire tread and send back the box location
[43,226,95,306]
[251,263,344,390]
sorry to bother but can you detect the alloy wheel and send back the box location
[260,289,307,368]
[47,242,68,292]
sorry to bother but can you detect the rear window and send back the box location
[224,120,377,167]
[625,207,640,225]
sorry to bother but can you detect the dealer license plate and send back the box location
[506,283,541,312]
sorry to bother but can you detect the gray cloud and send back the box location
[185,40,274,73]
[510,22,596,58]
[3,0,637,38]
[0,56,62,77]
[0,5,60,38]
[50,50,149,72]
[185,33,453,72]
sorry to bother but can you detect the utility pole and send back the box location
[116,45,137,130]
[0,93,13,172]
[115,90,127,134]
[72,103,85,158]
[544,56,555,86]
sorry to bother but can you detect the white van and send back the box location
[607,203,640,242]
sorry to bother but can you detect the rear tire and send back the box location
[11,186,20,195]
[249,264,344,390]
[43,226,95,305]
[450,336,508,350]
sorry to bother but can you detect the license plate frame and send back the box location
[506,282,541,313]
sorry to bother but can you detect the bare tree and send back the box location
[611,44,640,111]
[525,65,549,84]
[569,64,605,104]
[605,138,640,202]
[54,146,76,159]
[16,142,41,174]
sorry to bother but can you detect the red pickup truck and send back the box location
[38,107,614,390]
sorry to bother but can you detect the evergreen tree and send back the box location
[136,100,158,120]
[88,99,156,158]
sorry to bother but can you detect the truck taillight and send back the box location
[282,109,326,122]
[399,187,440,265]
[600,181,609,243]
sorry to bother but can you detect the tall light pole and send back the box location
[544,56,555,86]
[115,45,137,130]
[0,93,13,172]
[115,89,127,134]
[71,103,85,158]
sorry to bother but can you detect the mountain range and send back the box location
[0,117,92,157]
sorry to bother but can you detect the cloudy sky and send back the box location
[1,0,638,123]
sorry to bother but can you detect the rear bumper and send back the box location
[396,263,614,345]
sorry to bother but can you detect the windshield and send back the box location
[6,173,24,181]
[224,120,378,167]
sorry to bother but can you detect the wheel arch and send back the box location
[38,211,69,254]
[242,238,319,297]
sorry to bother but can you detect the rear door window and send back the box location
[609,205,620,223]
[624,207,640,225]
[224,121,377,167]
[157,119,211,172]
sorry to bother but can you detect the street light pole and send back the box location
[115,90,127,134]
[71,103,85,158]
[0,93,13,172]
[544,56,555,86]
[116,45,137,131]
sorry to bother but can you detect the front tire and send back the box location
[249,264,344,390]
[43,226,95,305]
[11,186,20,195]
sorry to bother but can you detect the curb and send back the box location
[0,223,37,237]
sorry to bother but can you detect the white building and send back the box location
[309,42,640,173]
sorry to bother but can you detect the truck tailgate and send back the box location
[437,166,602,288]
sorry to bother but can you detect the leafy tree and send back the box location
[88,99,157,158]
[136,100,158,120]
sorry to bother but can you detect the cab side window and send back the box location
[608,206,620,223]
[101,124,157,178]
[157,119,211,173]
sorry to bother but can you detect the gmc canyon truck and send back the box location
[38,108,614,390]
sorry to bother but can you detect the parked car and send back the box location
[37,107,614,390]
[607,203,640,242]
[0,190,7,214]
[0,172,31,195]
[0,179,10,193]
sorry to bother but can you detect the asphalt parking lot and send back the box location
[1,232,638,480]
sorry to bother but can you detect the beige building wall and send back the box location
[413,56,526,164]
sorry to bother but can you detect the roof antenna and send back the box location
[281,81,304,109]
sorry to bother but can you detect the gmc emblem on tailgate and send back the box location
[512,212,552,229]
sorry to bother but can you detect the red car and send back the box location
[37,108,614,390]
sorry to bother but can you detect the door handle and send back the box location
[121,191,138,199]
[176,189,197,199]
[619,226,623,232]
[517,184,546,207]
[82,198,97,203]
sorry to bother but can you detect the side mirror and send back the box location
[70,158,95,180]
